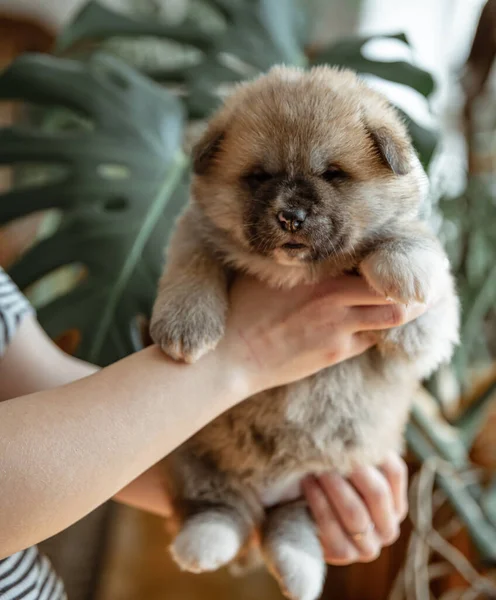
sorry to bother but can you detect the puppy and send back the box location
[150,66,460,600]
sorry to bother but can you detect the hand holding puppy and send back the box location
[219,274,427,396]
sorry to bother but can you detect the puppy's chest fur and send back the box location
[194,356,413,487]
[150,66,460,598]
[190,232,415,495]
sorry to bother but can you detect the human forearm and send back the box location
[0,316,171,519]
[0,343,242,557]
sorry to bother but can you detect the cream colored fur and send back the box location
[150,66,460,600]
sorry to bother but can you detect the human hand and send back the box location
[303,453,408,564]
[219,274,428,397]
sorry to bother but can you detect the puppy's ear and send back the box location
[360,88,414,176]
[192,126,225,175]
[367,125,412,176]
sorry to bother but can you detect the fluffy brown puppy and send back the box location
[150,65,459,600]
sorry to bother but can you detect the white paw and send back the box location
[150,309,224,364]
[171,512,243,573]
[270,543,326,600]
[361,248,449,306]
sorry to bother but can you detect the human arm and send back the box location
[0,314,171,517]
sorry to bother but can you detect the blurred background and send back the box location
[1,1,495,599]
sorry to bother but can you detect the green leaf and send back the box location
[56,3,438,167]
[257,0,308,67]
[310,33,435,97]
[0,53,189,366]
[466,230,492,287]
[56,0,311,120]
[55,1,214,53]
[460,262,496,359]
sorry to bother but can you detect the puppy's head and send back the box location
[191,65,428,268]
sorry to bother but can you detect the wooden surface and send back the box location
[96,505,284,600]
[96,504,413,600]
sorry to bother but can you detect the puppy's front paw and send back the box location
[150,297,225,363]
[361,247,448,306]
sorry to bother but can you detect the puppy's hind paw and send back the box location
[263,502,326,600]
[267,543,326,600]
[170,511,245,573]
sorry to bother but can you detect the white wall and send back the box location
[357,0,486,110]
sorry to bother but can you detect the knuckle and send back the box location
[341,503,364,527]
[399,504,409,522]
[381,526,400,545]
[361,547,381,563]
[307,493,331,527]
[367,480,390,506]
[325,543,356,565]
[387,304,407,327]
[386,454,408,481]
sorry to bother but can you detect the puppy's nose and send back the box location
[277,208,307,233]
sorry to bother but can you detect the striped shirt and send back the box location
[0,268,66,600]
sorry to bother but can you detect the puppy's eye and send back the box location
[245,168,272,185]
[321,165,348,183]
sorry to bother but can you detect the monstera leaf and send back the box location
[310,33,435,96]
[56,0,437,164]
[0,53,188,365]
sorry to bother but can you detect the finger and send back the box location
[380,453,409,522]
[348,466,399,545]
[347,301,427,332]
[345,332,379,358]
[302,477,359,565]
[312,275,394,306]
[317,473,381,561]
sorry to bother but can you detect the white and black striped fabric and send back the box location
[0,269,34,356]
[0,268,66,600]
[0,549,65,600]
